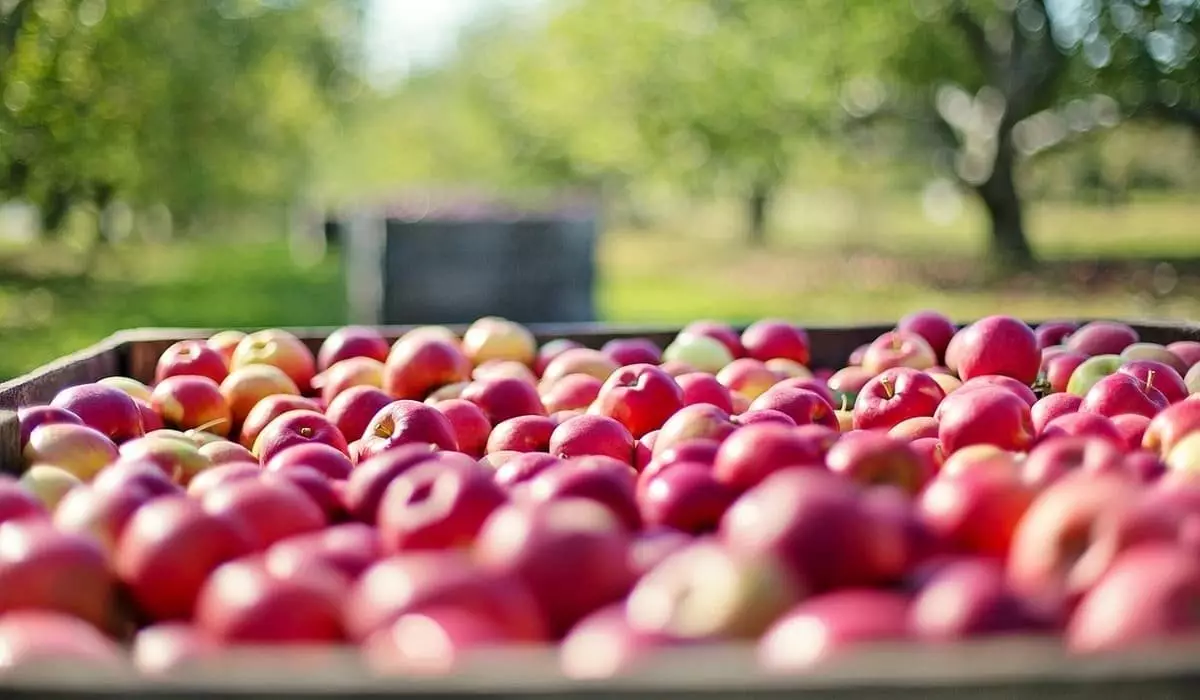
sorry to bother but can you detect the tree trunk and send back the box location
[746,180,772,247]
[975,137,1034,269]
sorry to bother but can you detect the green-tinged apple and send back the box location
[219,365,301,429]
[460,317,537,367]
[97,376,154,403]
[716,358,781,401]
[1121,343,1190,376]
[119,436,213,486]
[19,465,84,510]
[1166,432,1200,473]
[207,330,247,367]
[230,328,317,393]
[23,424,119,480]
[1065,354,1123,397]
[662,334,734,374]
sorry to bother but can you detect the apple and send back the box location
[1066,543,1200,653]
[1041,350,1088,393]
[720,468,902,591]
[478,451,520,471]
[853,367,945,431]
[52,484,149,562]
[560,603,682,679]
[312,356,385,405]
[264,442,353,480]
[252,409,348,464]
[887,416,939,441]
[527,457,640,531]
[592,364,684,439]
[424,398,490,458]
[633,431,657,471]
[230,328,317,393]
[682,320,746,360]
[0,611,122,669]
[662,334,734,374]
[651,404,736,458]
[474,359,545,387]
[92,459,181,499]
[535,338,583,376]
[639,439,722,497]
[363,605,514,676]
[860,331,938,375]
[0,476,46,525]
[1034,321,1078,350]
[1066,320,1139,356]
[383,337,472,401]
[673,372,735,413]
[957,375,1037,406]
[155,340,229,385]
[396,325,460,348]
[194,557,343,644]
[23,423,119,480]
[909,437,946,476]
[16,465,81,512]
[637,462,736,534]
[826,366,874,408]
[1121,342,1190,376]
[318,325,390,371]
[628,528,694,578]
[659,360,698,377]
[917,468,1035,559]
[345,549,546,643]
[219,365,301,430]
[1007,471,1138,616]
[461,376,547,426]
[929,373,963,396]
[486,415,557,454]
[197,440,257,468]
[1166,431,1200,473]
[600,337,663,367]
[1124,450,1167,483]
[1040,411,1124,448]
[540,348,618,387]
[131,623,217,676]
[96,376,153,403]
[118,435,212,485]
[716,358,780,401]
[207,329,246,365]
[825,432,931,495]
[937,444,1019,480]
[461,317,537,367]
[758,589,911,672]
[1064,354,1122,397]
[342,444,441,524]
[1143,398,1200,456]
[16,406,83,450]
[1189,363,1200,394]
[1080,371,1167,418]
[733,408,797,428]
[951,316,1040,386]
[264,521,382,584]
[358,400,458,459]
[1111,413,1152,451]
[377,458,507,552]
[849,343,870,367]
[1031,393,1082,435]
[50,383,143,443]
[766,358,814,381]
[936,388,1034,455]
[910,557,1047,640]
[491,452,564,491]
[712,424,829,491]
[325,385,393,447]
[150,375,232,438]
[748,386,838,430]
[0,518,114,630]
[202,476,326,550]
[1167,341,1200,370]
[1022,436,1126,491]
[547,414,636,465]
[741,319,810,365]
[1118,359,1189,405]
[540,373,603,414]
[898,309,957,361]
[131,399,163,435]
[474,498,636,637]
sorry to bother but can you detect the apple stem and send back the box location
[880,377,894,399]
[1146,370,1156,392]
[840,394,850,412]
[191,417,230,434]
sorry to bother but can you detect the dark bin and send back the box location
[340,190,599,326]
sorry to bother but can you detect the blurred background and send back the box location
[2,0,1199,379]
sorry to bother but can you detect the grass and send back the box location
[2,193,1199,381]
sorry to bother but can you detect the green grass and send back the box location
[3,195,1200,381]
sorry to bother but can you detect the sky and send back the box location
[364,0,545,86]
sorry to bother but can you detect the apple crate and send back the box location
[1,320,1200,700]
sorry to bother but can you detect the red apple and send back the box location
[155,340,229,385]
[715,358,780,402]
[202,475,326,550]
[22,423,119,480]
[207,330,246,367]
[252,409,348,464]
[1118,359,1189,405]
[220,366,301,432]
[1034,321,1078,350]
[1080,371,1167,418]
[52,483,150,562]
[825,432,931,495]
[312,357,385,405]
[1167,341,1200,370]
[1021,436,1126,490]
[957,375,1037,406]
[342,444,441,524]
[909,437,946,476]
[936,388,1034,455]
[600,337,663,367]
[0,476,46,526]
[1040,351,1088,395]
[1124,450,1167,482]
[236,394,319,449]
[712,424,829,491]
[345,549,547,643]
[486,415,556,454]
[536,338,583,376]
[318,325,390,371]
[549,414,636,464]
[187,462,267,502]
[888,416,940,441]
[638,462,736,534]
[383,337,472,401]
[732,408,797,428]
[265,521,382,583]
[826,366,875,408]
[917,468,1035,559]
[853,367,945,431]
[898,310,957,361]
[92,459,181,499]
[194,557,343,644]
[1143,398,1200,456]
[264,442,353,480]
[1066,320,1139,356]
[491,453,564,491]
[378,457,507,552]
[682,320,746,360]
[230,328,317,393]
[0,611,122,669]
[197,440,256,469]
[748,386,837,430]
[461,376,547,425]
[1121,343,1190,376]
[1110,413,1151,451]
[16,406,83,450]
[720,468,901,591]
[952,316,1040,385]
[0,519,114,630]
[461,317,537,367]
[910,557,1047,640]
[1040,411,1124,448]
[651,404,736,458]
[359,400,458,458]
[860,331,937,375]
[674,372,734,413]
[540,348,618,387]
[759,589,911,672]
[478,450,520,471]
[475,498,635,637]
[592,364,684,439]
[150,375,232,438]
[325,385,393,446]
[116,496,256,621]
[741,319,810,365]
[1066,543,1200,653]
[540,373,603,414]
[50,383,143,443]
[427,398,491,458]
[1031,393,1081,435]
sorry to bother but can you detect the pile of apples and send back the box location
[6,313,1200,678]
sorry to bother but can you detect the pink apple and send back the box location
[377,456,507,552]
[202,476,326,550]
[732,408,797,428]
[1118,359,1189,404]
[936,388,1034,455]
[1080,371,1168,418]
[549,414,636,464]
[528,457,641,531]
[1034,321,1078,350]
[1043,350,1089,394]
[264,442,353,480]
[486,415,556,454]
[461,376,547,425]
[237,394,321,449]
[252,409,349,463]
[860,331,937,375]
[540,373,603,414]
[1020,436,1126,491]
[826,431,932,495]
[957,375,1037,406]
[325,385,393,445]
[1167,341,1200,370]
[51,383,144,443]
[318,325,390,371]
[1031,393,1082,435]
[898,309,957,361]
[674,372,734,413]
[759,589,911,671]
[917,468,1035,559]
[910,557,1047,640]
[748,386,838,430]
[560,603,683,679]
[155,340,229,384]
[651,404,736,459]
[592,363,684,439]
[953,316,1040,385]
[194,557,343,644]
[359,400,458,458]
[540,348,619,387]
[0,519,115,630]
[715,358,780,401]
[600,337,663,367]
[1111,413,1152,451]
[383,337,472,401]
[0,611,121,668]
[712,424,830,491]
[741,319,810,365]
[342,444,441,524]
[430,398,491,458]
[853,367,945,431]
[1039,411,1124,447]
[637,462,735,534]
[492,453,564,490]
[536,338,583,376]
[1066,321,1139,356]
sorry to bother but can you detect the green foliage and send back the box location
[0,0,358,234]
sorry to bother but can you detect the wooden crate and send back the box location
[1,319,1199,698]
